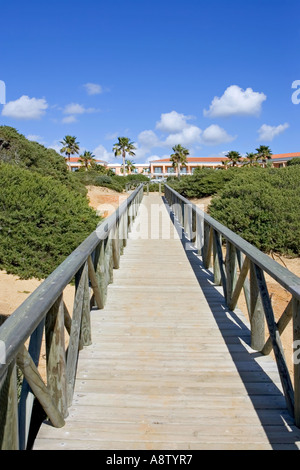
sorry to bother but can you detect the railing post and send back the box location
[45,294,68,418]
[293,298,300,426]
[225,241,237,305]
[213,231,222,286]
[249,261,265,351]
[0,360,19,450]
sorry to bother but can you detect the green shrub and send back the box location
[287,157,300,166]
[167,167,240,198]
[0,126,86,195]
[0,163,100,279]
[209,166,300,255]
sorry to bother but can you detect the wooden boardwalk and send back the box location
[33,194,300,450]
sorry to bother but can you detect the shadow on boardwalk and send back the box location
[163,196,300,450]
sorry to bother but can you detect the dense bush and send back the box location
[167,167,239,198]
[0,163,100,279]
[0,126,86,195]
[209,166,300,255]
[287,157,300,166]
[74,170,149,192]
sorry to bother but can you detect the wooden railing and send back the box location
[0,184,144,450]
[164,184,300,427]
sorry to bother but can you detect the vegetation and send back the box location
[209,166,300,256]
[60,135,80,171]
[170,144,189,178]
[225,150,242,167]
[287,157,300,166]
[0,163,99,279]
[167,167,239,198]
[73,169,149,192]
[113,137,136,176]
[255,145,272,167]
[78,150,95,170]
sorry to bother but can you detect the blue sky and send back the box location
[1,0,299,163]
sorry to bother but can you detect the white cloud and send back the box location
[93,144,114,162]
[145,155,162,164]
[26,134,44,143]
[62,115,78,124]
[156,111,194,133]
[201,124,236,146]
[204,85,267,118]
[164,125,202,147]
[2,95,48,120]
[63,103,99,115]
[257,123,289,141]
[83,83,103,95]
[138,130,160,148]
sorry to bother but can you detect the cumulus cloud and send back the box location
[156,111,194,133]
[203,85,267,118]
[201,124,236,146]
[164,125,202,147]
[83,83,103,95]
[62,115,78,124]
[138,130,160,148]
[63,103,99,114]
[2,95,48,120]
[257,123,289,141]
[93,144,114,162]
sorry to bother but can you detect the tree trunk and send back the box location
[122,152,126,176]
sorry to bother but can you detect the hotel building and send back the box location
[67,153,300,177]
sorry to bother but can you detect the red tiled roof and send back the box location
[270,153,300,160]
[150,157,228,163]
[67,157,107,164]
[150,153,300,164]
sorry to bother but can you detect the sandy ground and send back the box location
[86,185,129,217]
[0,189,299,381]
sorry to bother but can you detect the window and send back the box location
[154,167,162,174]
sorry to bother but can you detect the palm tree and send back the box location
[225,150,242,167]
[243,152,259,167]
[78,150,95,171]
[60,135,80,171]
[220,160,230,170]
[124,159,136,174]
[113,137,136,176]
[255,145,272,167]
[170,144,189,178]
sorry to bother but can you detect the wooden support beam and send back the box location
[262,299,292,355]
[249,261,265,351]
[229,255,250,311]
[87,255,104,309]
[254,264,294,418]
[16,345,65,429]
[213,230,227,301]
[66,262,88,406]
[45,294,68,418]
[0,360,19,450]
[293,298,300,427]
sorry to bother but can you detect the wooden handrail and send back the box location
[0,184,144,450]
[164,183,300,427]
